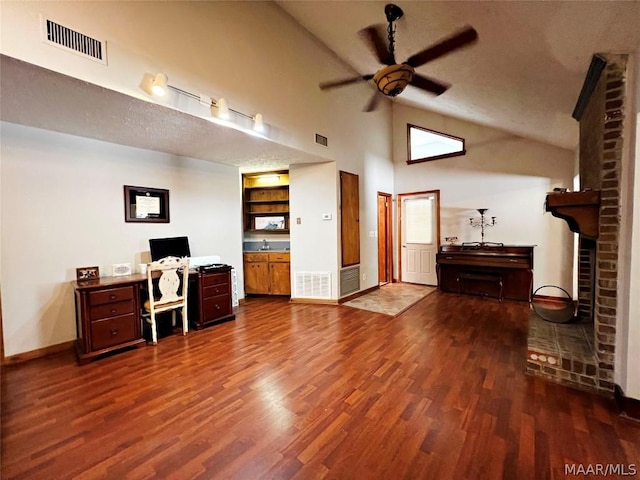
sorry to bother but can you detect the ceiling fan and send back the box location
[319,4,478,111]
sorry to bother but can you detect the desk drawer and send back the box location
[201,272,229,287]
[203,282,229,299]
[91,314,137,350]
[202,294,231,322]
[90,299,134,321]
[89,286,134,306]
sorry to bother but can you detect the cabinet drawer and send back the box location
[201,273,229,287]
[202,294,231,322]
[203,282,229,298]
[244,253,268,263]
[268,252,290,262]
[89,286,134,306]
[90,299,134,321]
[91,314,137,350]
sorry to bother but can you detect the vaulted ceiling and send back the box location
[1,1,638,167]
[279,1,640,150]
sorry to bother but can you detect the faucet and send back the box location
[261,239,270,251]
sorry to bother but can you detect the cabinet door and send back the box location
[244,262,269,294]
[269,262,291,295]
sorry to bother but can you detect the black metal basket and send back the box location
[530,285,576,323]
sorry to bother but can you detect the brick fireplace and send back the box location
[527,53,627,395]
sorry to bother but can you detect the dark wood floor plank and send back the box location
[2,293,639,479]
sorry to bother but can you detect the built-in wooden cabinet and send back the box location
[244,252,291,295]
[243,171,289,233]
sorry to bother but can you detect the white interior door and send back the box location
[400,192,438,285]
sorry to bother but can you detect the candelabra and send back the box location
[469,208,496,245]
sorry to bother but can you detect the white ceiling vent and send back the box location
[41,16,107,65]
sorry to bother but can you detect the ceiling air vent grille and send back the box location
[42,17,107,64]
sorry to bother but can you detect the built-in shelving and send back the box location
[242,171,290,233]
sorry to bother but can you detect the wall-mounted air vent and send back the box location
[41,16,107,65]
[315,133,328,147]
[340,265,360,297]
[294,272,331,299]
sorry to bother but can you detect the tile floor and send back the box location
[343,282,437,316]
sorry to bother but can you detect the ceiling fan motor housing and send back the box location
[373,63,415,97]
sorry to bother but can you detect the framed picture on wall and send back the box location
[124,185,170,223]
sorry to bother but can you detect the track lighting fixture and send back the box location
[150,73,168,96]
[253,113,264,132]
[217,98,230,119]
[145,72,265,135]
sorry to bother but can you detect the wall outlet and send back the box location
[322,213,332,220]
[362,273,366,280]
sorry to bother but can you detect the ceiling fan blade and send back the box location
[405,26,478,68]
[360,26,395,65]
[319,74,374,90]
[410,74,450,96]
[363,92,381,112]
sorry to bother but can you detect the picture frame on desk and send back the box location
[112,263,132,277]
[76,266,99,281]
[124,185,169,223]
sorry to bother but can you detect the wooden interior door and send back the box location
[377,192,393,284]
[340,171,360,267]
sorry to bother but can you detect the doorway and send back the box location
[377,192,393,285]
[398,190,440,285]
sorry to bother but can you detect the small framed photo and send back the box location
[76,266,100,281]
[112,263,132,277]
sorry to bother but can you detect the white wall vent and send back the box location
[294,271,331,299]
[41,16,107,65]
[340,265,360,297]
[231,268,239,307]
[315,133,328,147]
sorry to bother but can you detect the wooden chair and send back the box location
[142,256,190,345]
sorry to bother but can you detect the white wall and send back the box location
[289,162,339,298]
[1,122,243,356]
[393,104,576,290]
[616,49,640,400]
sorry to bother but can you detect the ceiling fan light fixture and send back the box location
[151,73,168,96]
[373,63,414,97]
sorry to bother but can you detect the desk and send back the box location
[73,267,235,364]
[436,245,534,301]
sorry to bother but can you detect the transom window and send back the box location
[407,124,466,164]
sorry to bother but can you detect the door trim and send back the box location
[377,192,393,285]
[397,190,441,283]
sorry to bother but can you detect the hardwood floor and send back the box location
[2,292,639,479]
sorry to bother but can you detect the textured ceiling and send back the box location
[279,0,640,150]
[0,55,327,172]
